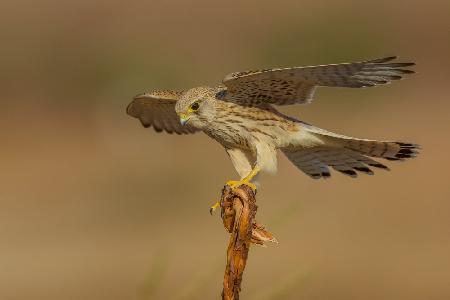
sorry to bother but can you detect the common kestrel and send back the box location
[127,56,419,199]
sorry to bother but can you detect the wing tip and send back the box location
[126,99,141,118]
[367,56,416,67]
[368,56,398,63]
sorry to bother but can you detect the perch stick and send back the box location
[219,185,277,300]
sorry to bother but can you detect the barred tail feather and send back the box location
[341,139,420,161]
[282,147,391,179]
[283,125,420,179]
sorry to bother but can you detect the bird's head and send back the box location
[175,87,217,129]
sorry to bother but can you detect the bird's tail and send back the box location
[282,124,420,179]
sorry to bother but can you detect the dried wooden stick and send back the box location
[219,185,277,300]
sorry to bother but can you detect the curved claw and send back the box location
[210,201,220,215]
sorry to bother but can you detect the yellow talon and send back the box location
[226,179,257,191]
[226,166,260,192]
[209,201,220,215]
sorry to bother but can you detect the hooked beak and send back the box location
[179,113,190,126]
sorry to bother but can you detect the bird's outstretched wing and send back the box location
[127,90,198,134]
[221,56,415,106]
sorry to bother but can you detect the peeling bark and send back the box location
[219,185,277,300]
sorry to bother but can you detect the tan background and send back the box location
[1,0,449,299]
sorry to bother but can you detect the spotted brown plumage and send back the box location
[127,90,198,134]
[222,56,415,106]
[127,56,419,184]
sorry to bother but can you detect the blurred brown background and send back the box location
[1,0,449,299]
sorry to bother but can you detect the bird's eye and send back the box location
[190,102,200,111]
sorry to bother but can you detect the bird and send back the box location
[127,56,419,209]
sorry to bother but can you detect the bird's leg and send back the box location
[226,166,260,192]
